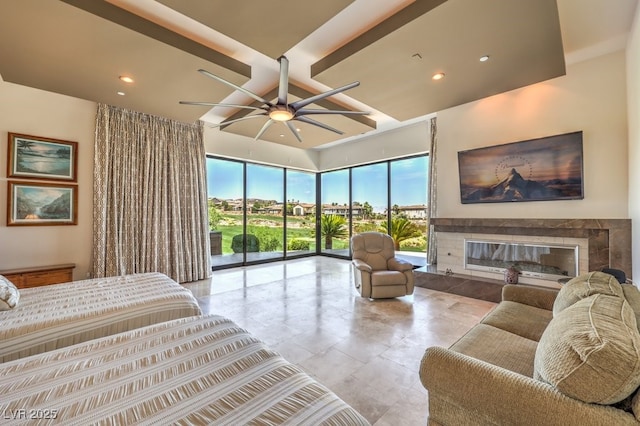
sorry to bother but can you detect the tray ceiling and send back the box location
[0,0,636,149]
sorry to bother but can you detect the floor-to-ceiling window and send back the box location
[207,157,245,268]
[351,162,388,237]
[208,154,429,269]
[207,156,318,269]
[390,156,429,265]
[318,155,429,265]
[286,169,316,257]
[320,169,350,256]
[246,163,284,263]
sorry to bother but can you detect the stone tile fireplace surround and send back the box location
[431,218,632,286]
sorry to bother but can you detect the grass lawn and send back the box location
[213,213,425,254]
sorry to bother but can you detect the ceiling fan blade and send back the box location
[277,56,289,106]
[294,116,344,135]
[198,69,271,105]
[295,108,370,116]
[285,121,303,143]
[180,101,267,111]
[207,113,268,128]
[255,119,275,140]
[289,81,360,110]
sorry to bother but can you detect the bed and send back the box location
[0,272,202,363]
[0,315,370,425]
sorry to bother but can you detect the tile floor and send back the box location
[182,257,496,425]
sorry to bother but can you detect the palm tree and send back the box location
[321,214,348,249]
[380,217,421,250]
[18,140,36,151]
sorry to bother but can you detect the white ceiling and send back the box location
[0,0,637,149]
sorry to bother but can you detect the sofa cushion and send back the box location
[0,275,20,311]
[451,324,538,377]
[622,284,640,332]
[553,271,623,315]
[535,294,640,404]
[481,301,553,342]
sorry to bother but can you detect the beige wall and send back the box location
[436,50,629,220]
[0,81,96,280]
[628,4,640,282]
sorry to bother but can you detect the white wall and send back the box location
[0,81,96,280]
[204,119,432,172]
[316,121,430,171]
[628,4,640,282]
[204,127,320,171]
[437,50,629,219]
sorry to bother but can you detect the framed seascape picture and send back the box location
[7,181,78,226]
[7,132,78,182]
[457,131,584,204]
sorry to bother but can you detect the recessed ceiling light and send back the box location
[119,75,134,83]
[117,91,125,96]
[480,55,490,62]
[432,72,445,81]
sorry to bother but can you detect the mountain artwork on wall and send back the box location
[457,131,584,204]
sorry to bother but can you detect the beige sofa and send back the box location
[420,271,640,425]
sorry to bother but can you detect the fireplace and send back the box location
[430,218,632,287]
[465,239,578,281]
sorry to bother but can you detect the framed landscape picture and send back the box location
[7,132,78,182]
[7,181,78,226]
[457,131,584,204]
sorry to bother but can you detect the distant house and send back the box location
[397,204,427,219]
[293,203,315,216]
[322,204,363,217]
[266,204,284,215]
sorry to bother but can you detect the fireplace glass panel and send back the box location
[465,240,578,280]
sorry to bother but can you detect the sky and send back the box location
[207,156,428,210]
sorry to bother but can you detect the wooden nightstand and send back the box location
[0,264,75,289]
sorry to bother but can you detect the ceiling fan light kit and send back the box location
[181,56,369,142]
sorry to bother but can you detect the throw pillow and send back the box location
[535,294,640,404]
[0,275,20,310]
[553,271,623,315]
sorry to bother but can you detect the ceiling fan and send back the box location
[180,56,370,142]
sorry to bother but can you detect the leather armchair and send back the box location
[351,232,415,298]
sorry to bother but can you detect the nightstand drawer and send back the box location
[0,264,75,289]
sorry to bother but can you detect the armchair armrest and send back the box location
[420,346,637,425]
[502,284,559,311]
[352,259,372,273]
[388,257,413,272]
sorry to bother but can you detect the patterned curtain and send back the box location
[92,104,211,283]
[426,117,438,265]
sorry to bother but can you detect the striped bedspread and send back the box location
[0,272,202,363]
[0,315,370,425]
